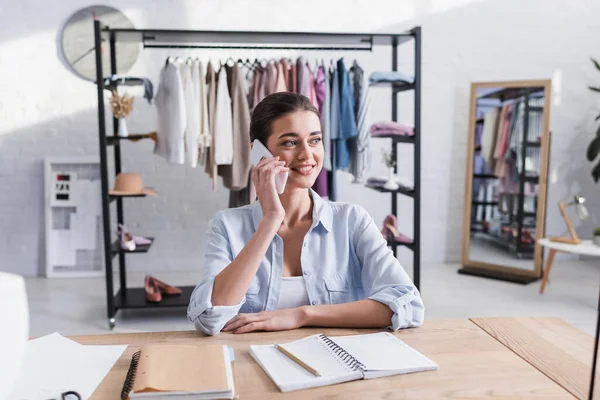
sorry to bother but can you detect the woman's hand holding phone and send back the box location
[251,156,288,225]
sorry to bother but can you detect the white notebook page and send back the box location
[329,332,438,374]
[250,335,361,392]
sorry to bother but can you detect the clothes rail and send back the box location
[94,21,422,328]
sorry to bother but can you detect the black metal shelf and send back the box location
[388,239,415,250]
[473,173,497,179]
[369,81,415,94]
[106,133,155,146]
[103,77,146,92]
[365,183,415,198]
[114,285,195,310]
[109,193,147,202]
[371,133,415,144]
[472,200,498,206]
[525,141,541,148]
[111,237,154,257]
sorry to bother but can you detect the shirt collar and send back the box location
[251,189,333,232]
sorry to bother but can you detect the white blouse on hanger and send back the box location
[213,66,234,165]
[197,60,210,166]
[154,60,186,164]
[182,61,200,168]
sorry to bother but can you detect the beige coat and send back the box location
[204,62,218,190]
[218,64,251,191]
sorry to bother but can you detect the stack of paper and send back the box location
[11,332,126,399]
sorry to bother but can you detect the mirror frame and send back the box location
[461,79,552,282]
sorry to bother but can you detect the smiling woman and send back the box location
[187,92,424,336]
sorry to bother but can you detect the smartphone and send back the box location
[250,139,288,194]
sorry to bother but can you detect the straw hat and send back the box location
[109,173,157,196]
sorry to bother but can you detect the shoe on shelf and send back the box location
[144,275,162,303]
[119,229,136,251]
[117,224,152,246]
[148,275,182,295]
[381,214,412,243]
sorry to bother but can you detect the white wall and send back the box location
[1,0,600,276]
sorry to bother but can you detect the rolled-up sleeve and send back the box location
[187,214,245,335]
[353,207,424,330]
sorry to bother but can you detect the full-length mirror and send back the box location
[460,80,552,283]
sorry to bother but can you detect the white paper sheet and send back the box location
[74,179,101,216]
[70,214,97,250]
[48,230,76,267]
[11,333,126,400]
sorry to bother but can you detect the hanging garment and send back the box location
[280,58,290,91]
[349,75,372,183]
[350,60,363,120]
[290,63,297,93]
[494,104,513,178]
[308,63,317,106]
[183,61,200,168]
[218,63,251,190]
[204,61,218,190]
[330,61,341,147]
[265,62,278,96]
[228,167,257,208]
[275,62,287,93]
[196,60,211,167]
[318,65,332,171]
[213,65,234,165]
[252,67,263,108]
[335,58,358,170]
[296,57,311,99]
[154,60,186,164]
[312,64,329,197]
[480,108,500,166]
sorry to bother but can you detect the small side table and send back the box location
[537,238,600,294]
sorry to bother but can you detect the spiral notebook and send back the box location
[249,332,438,392]
[120,344,235,400]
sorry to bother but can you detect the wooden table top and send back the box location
[69,318,596,400]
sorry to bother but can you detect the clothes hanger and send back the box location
[224,57,236,67]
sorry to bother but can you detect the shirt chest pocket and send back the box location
[324,276,354,305]
[244,277,262,312]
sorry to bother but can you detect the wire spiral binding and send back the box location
[121,350,141,400]
[318,334,366,372]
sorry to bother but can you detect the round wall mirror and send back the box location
[59,5,140,81]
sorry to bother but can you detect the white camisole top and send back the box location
[277,276,310,309]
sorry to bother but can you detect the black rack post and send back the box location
[109,30,129,299]
[94,20,115,327]
[413,26,422,290]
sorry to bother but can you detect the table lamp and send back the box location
[0,272,29,400]
[550,195,589,244]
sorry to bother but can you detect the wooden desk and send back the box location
[70,318,596,400]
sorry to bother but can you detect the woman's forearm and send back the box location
[211,218,280,306]
[301,299,394,329]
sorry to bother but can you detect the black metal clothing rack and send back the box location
[464,87,543,271]
[93,21,422,328]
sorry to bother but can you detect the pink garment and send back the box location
[253,68,266,105]
[290,64,297,93]
[275,62,287,93]
[307,63,317,106]
[279,58,290,90]
[370,121,414,136]
[315,66,326,113]
[494,105,513,178]
[265,62,278,95]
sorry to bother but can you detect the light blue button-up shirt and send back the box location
[187,190,424,335]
